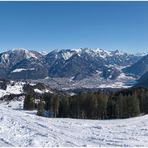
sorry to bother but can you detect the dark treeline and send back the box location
[23,87,148,119]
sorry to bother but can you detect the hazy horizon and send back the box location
[0,47,147,55]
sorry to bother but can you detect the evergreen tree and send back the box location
[107,96,116,119]
[59,96,70,118]
[126,94,140,118]
[51,95,60,117]
[37,100,45,116]
[23,94,35,110]
[116,93,140,118]
[96,93,108,119]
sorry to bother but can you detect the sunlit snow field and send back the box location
[0,100,148,147]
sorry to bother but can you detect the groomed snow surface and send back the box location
[0,101,148,147]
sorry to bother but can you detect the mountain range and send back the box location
[0,48,144,81]
[123,54,148,77]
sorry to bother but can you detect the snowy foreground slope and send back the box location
[0,101,148,147]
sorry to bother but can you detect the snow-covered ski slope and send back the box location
[0,101,148,147]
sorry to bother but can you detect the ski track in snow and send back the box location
[0,102,148,147]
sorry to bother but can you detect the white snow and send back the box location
[99,82,126,88]
[0,89,8,98]
[62,51,74,60]
[117,73,131,80]
[25,51,38,59]
[11,48,38,59]
[29,83,36,86]
[113,50,125,55]
[52,48,133,61]
[0,82,24,98]
[1,54,9,63]
[0,81,53,98]
[134,51,148,57]
[11,48,25,52]
[44,76,49,79]
[39,51,48,56]
[0,101,148,147]
[94,48,112,58]
[6,83,24,94]
[12,68,27,73]
[34,89,44,94]
[34,88,50,94]
[71,48,82,53]
[82,48,106,58]
[11,68,35,73]
[71,48,113,58]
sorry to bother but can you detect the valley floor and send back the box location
[0,101,148,147]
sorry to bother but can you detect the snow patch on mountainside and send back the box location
[11,48,25,52]
[71,48,82,53]
[34,88,50,94]
[25,51,38,59]
[117,73,135,80]
[11,68,35,73]
[6,83,24,94]
[0,82,24,98]
[0,81,53,99]
[62,51,74,60]
[39,51,48,56]
[1,54,9,63]
[11,48,38,59]
[98,81,127,88]
[134,51,148,57]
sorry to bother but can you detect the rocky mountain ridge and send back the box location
[0,48,143,81]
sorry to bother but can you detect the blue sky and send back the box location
[0,1,148,53]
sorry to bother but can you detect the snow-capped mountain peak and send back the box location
[58,48,113,59]
[51,48,120,60]
[134,51,148,57]
[71,48,83,53]
[11,48,27,52]
[39,51,48,56]
[62,51,75,60]
[25,50,38,59]
[10,48,38,59]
